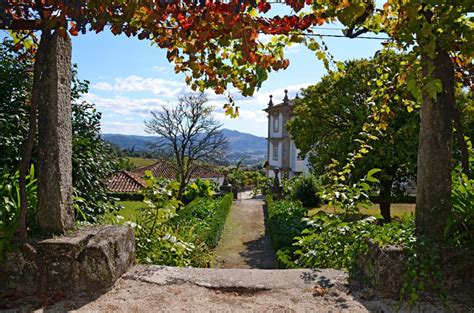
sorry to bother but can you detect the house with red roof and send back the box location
[105,160,223,193]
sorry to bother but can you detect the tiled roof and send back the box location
[106,160,222,193]
[135,161,178,180]
[135,160,222,180]
[188,164,222,179]
[105,170,146,193]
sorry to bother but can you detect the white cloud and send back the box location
[101,121,147,135]
[94,82,113,90]
[92,75,191,97]
[152,65,168,73]
[86,78,314,137]
[81,92,168,117]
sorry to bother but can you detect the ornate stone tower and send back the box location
[264,90,309,178]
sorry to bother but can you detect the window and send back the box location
[273,143,278,161]
[273,114,279,132]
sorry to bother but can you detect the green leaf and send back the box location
[366,168,381,183]
[424,79,443,101]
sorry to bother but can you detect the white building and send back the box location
[264,90,310,178]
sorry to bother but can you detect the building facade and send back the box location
[264,90,310,178]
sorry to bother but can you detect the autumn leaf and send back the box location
[257,1,271,13]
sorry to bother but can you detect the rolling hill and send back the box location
[102,129,267,165]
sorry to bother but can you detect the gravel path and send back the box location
[213,193,278,269]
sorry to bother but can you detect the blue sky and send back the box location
[0,3,390,137]
[71,27,384,137]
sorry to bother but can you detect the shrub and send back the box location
[173,193,233,248]
[445,140,474,249]
[131,172,232,267]
[289,212,415,270]
[0,166,37,261]
[132,173,185,265]
[265,197,306,257]
[183,178,216,203]
[286,175,322,207]
[448,172,474,248]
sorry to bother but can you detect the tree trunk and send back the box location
[379,178,392,223]
[177,179,186,203]
[17,32,48,243]
[416,47,454,241]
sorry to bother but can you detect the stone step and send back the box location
[126,265,348,291]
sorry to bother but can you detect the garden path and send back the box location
[212,192,278,269]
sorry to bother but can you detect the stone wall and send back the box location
[0,225,135,294]
[353,239,474,300]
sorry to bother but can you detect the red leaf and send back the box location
[69,22,79,36]
[258,1,271,13]
[315,16,325,26]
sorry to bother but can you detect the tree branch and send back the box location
[0,20,42,30]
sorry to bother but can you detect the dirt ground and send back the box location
[213,193,278,269]
[4,265,470,312]
[3,194,472,312]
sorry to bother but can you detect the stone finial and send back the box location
[268,94,273,107]
[283,89,289,104]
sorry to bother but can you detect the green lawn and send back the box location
[308,203,415,218]
[107,201,145,223]
[127,157,156,168]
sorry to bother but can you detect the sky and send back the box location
[69,15,385,137]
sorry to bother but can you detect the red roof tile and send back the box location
[106,160,222,193]
[105,171,146,193]
[135,161,178,180]
[135,160,221,180]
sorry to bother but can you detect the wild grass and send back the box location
[308,203,416,218]
[127,157,156,168]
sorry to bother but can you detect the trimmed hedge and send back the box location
[172,193,233,248]
[265,196,306,253]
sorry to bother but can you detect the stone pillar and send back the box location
[37,31,74,233]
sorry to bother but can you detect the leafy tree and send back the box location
[144,94,228,201]
[0,39,32,172]
[70,67,122,220]
[325,1,472,241]
[2,0,471,241]
[288,56,419,222]
[0,39,119,221]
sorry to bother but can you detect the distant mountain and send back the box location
[101,134,159,152]
[102,128,267,163]
[220,129,267,152]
